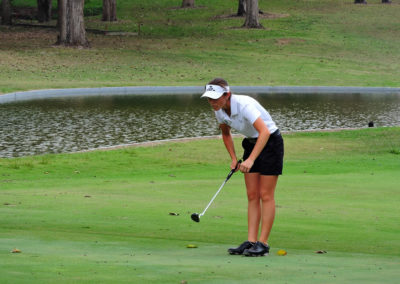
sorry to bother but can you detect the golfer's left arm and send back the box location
[240,117,270,173]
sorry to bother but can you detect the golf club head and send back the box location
[191,213,200,222]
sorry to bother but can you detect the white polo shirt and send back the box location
[214,94,278,138]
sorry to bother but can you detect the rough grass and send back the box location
[0,127,399,283]
[1,0,400,93]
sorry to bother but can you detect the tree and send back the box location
[56,0,89,47]
[181,0,194,8]
[243,0,262,28]
[237,0,246,16]
[236,0,246,17]
[37,0,52,22]
[102,0,117,22]
[1,0,12,25]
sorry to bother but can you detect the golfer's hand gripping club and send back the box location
[226,159,242,181]
[191,160,241,223]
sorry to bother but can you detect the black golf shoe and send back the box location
[228,241,255,255]
[243,241,270,257]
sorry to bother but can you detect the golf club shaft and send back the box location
[199,161,241,217]
[200,179,228,216]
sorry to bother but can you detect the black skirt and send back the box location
[242,130,284,175]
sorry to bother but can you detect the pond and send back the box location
[1,92,400,158]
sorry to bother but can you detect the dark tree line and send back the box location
[37,0,52,22]
[1,0,264,46]
[180,0,262,28]
[1,0,12,25]
[1,0,117,47]
[3,0,392,48]
[355,0,391,3]
[1,0,117,25]
[102,0,117,21]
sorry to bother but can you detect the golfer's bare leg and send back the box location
[259,175,278,244]
[244,173,261,242]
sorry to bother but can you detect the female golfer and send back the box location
[201,78,284,257]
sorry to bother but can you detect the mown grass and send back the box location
[0,127,399,283]
[1,0,400,93]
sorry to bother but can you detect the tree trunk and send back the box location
[102,0,117,22]
[243,0,262,28]
[37,0,52,22]
[181,0,194,8]
[57,0,65,29]
[354,0,367,3]
[56,0,89,47]
[237,0,246,16]
[1,0,12,25]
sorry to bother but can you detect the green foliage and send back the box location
[389,149,400,155]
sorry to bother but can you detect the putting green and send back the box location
[1,235,398,283]
[1,127,399,283]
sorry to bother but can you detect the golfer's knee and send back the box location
[260,191,274,202]
[247,191,260,201]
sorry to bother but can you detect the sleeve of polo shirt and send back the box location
[243,104,261,124]
[214,110,224,124]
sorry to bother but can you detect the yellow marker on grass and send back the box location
[277,249,287,256]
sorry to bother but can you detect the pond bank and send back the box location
[77,127,368,154]
[1,86,400,104]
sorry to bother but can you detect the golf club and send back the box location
[191,160,242,223]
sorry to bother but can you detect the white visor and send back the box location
[201,84,230,99]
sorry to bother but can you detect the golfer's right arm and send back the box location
[220,124,238,170]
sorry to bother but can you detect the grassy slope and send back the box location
[0,127,399,283]
[1,0,400,93]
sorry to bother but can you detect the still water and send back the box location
[1,93,399,158]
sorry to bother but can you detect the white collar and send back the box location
[230,94,238,116]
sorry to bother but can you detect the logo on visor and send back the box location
[206,86,215,91]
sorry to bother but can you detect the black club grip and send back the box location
[225,160,242,181]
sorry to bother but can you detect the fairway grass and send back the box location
[1,127,399,283]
